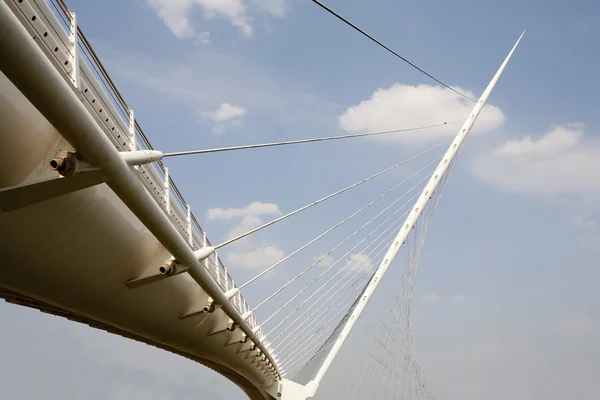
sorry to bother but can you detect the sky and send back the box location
[1,0,600,399]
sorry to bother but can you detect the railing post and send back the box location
[214,251,222,287]
[68,11,80,88]
[202,230,210,270]
[164,167,170,213]
[186,204,192,246]
[128,108,136,151]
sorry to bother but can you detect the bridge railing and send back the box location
[10,0,256,331]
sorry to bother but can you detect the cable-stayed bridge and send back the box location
[0,0,522,398]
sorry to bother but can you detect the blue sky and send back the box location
[1,0,599,399]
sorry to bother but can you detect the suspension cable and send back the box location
[277,242,392,363]
[239,155,441,293]
[310,0,476,102]
[162,122,454,157]
[260,176,428,328]
[280,273,369,375]
[273,227,399,352]
[279,276,370,368]
[251,166,433,317]
[282,292,364,373]
[344,163,456,399]
[275,240,387,353]
[214,139,448,249]
[267,200,416,342]
[282,189,445,382]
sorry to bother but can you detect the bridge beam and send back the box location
[0,0,281,386]
[0,169,105,211]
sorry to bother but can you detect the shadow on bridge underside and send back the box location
[0,67,276,399]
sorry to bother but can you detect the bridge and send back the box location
[0,0,523,398]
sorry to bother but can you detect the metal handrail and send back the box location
[38,0,253,325]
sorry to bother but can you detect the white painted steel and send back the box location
[295,31,526,399]
[128,108,135,150]
[0,0,525,398]
[120,150,164,166]
[0,68,274,400]
[164,167,170,212]
[4,0,254,334]
[0,0,281,395]
[68,11,79,88]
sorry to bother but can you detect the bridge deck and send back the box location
[0,0,280,398]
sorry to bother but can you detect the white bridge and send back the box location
[0,0,523,398]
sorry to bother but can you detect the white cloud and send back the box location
[146,0,197,39]
[421,293,442,303]
[211,124,226,135]
[253,0,286,17]
[207,201,281,220]
[100,44,340,131]
[203,102,247,134]
[338,84,504,145]
[452,295,466,304]
[193,31,211,45]
[569,215,595,229]
[146,0,252,39]
[146,0,287,40]
[314,253,335,268]
[346,253,374,271]
[209,201,283,251]
[470,123,600,195]
[226,246,285,270]
[206,102,247,122]
[225,214,262,242]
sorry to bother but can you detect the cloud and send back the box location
[211,124,227,135]
[314,253,335,268]
[207,202,281,220]
[346,253,374,271]
[452,295,466,304]
[146,0,252,39]
[146,0,197,39]
[421,293,442,303]
[569,215,595,229]
[194,31,211,45]
[225,214,263,242]
[100,44,339,131]
[202,102,247,134]
[209,201,284,255]
[146,0,287,40]
[206,102,247,123]
[470,123,600,195]
[253,0,286,17]
[338,84,504,145]
[226,246,285,270]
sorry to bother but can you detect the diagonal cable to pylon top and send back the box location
[258,32,525,399]
[310,0,477,102]
[0,0,527,397]
[162,122,455,157]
